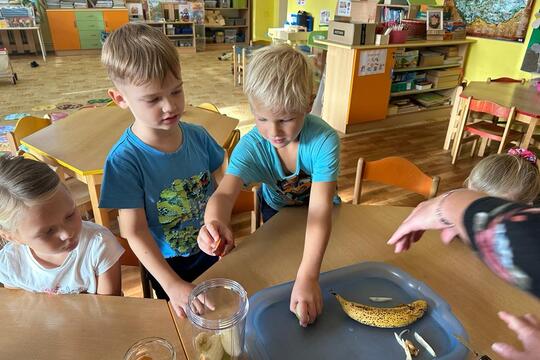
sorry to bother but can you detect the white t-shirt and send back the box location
[0,221,124,294]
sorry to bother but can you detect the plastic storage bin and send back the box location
[391,80,415,93]
[232,0,246,8]
[224,28,237,43]
[204,0,217,8]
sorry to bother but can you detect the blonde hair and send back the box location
[101,23,181,86]
[0,155,61,232]
[466,154,540,203]
[244,45,314,115]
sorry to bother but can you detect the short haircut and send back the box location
[466,153,540,203]
[101,23,181,86]
[244,45,314,115]
[0,155,61,232]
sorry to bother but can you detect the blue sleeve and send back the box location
[99,152,145,209]
[226,135,261,185]
[312,130,340,182]
[201,127,225,173]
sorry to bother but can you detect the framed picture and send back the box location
[426,9,443,31]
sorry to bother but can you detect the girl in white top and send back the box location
[0,155,124,295]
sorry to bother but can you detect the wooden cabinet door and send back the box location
[47,11,80,50]
[102,10,129,33]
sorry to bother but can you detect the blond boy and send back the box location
[198,45,340,327]
[99,24,225,316]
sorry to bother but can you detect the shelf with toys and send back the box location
[313,1,473,134]
[145,20,196,53]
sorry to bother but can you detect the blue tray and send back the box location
[245,262,468,359]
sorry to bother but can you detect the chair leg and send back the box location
[470,138,478,157]
[478,137,488,157]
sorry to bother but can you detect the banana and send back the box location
[220,326,242,357]
[331,291,428,328]
[194,332,225,360]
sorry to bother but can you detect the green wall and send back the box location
[252,0,279,41]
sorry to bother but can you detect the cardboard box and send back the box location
[328,21,376,45]
[335,0,379,24]
[418,52,445,66]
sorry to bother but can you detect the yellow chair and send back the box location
[6,116,93,217]
[353,156,440,205]
[6,116,51,155]
[197,103,261,231]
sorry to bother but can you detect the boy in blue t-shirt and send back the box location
[99,24,225,317]
[198,45,340,327]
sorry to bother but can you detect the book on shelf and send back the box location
[426,73,460,87]
[444,56,463,64]
[427,67,462,77]
[413,92,450,107]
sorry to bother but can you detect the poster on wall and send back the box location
[320,9,331,26]
[521,12,540,73]
[337,0,351,17]
[445,0,535,42]
[297,0,305,5]
[358,49,387,76]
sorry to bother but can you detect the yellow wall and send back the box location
[286,0,539,80]
[252,0,279,41]
[464,2,540,81]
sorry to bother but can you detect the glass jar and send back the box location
[124,337,176,360]
[187,278,249,360]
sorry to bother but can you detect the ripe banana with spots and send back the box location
[331,291,428,328]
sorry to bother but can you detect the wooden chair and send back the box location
[353,156,440,205]
[6,116,51,155]
[232,43,262,87]
[6,116,93,217]
[196,103,261,232]
[487,77,526,84]
[117,218,153,299]
[451,97,523,164]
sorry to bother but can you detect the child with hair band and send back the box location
[0,155,124,295]
[466,147,539,204]
[197,45,341,327]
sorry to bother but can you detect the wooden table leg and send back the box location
[86,174,110,229]
[36,28,46,63]
[520,117,538,148]
[444,87,464,150]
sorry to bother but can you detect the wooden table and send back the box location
[0,26,46,62]
[0,288,187,359]
[171,204,540,360]
[20,105,239,228]
[444,81,540,151]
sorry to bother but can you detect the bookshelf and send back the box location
[315,38,475,134]
[146,20,196,53]
[203,0,251,50]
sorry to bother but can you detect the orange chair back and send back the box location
[7,116,51,154]
[353,156,440,204]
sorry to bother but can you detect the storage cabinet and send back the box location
[47,10,80,51]
[47,9,128,53]
[103,10,129,32]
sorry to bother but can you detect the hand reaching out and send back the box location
[492,311,540,360]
